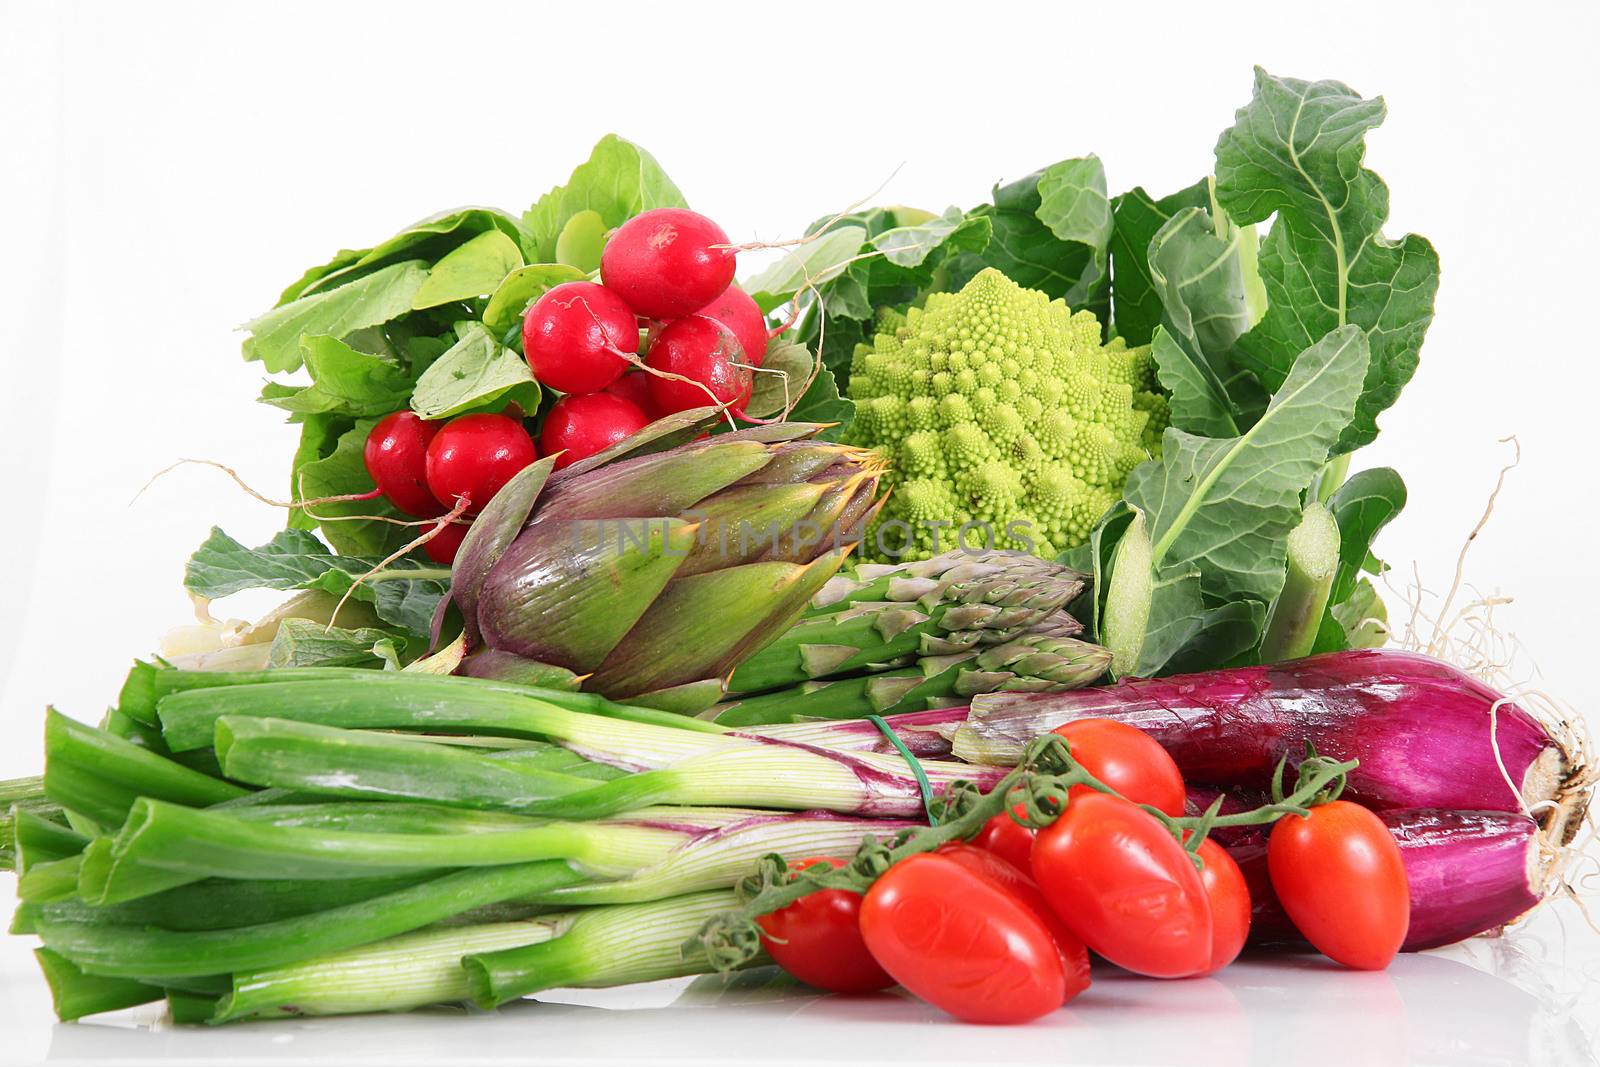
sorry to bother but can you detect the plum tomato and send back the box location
[972,802,1037,875]
[1193,836,1251,974]
[1052,718,1187,816]
[756,858,894,994]
[1031,792,1212,978]
[935,842,1091,1005]
[859,853,1066,1024]
[1268,800,1409,970]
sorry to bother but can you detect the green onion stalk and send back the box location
[24,800,913,1000]
[195,890,750,1021]
[150,676,1010,817]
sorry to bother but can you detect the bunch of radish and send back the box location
[361,208,772,563]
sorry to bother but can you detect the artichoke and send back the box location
[444,412,886,711]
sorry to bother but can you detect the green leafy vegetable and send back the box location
[737,341,853,438]
[257,336,413,419]
[410,230,524,311]
[1329,578,1389,649]
[948,156,1112,323]
[186,528,447,641]
[1146,203,1266,436]
[1158,598,1267,675]
[243,262,431,374]
[743,226,869,315]
[521,135,687,264]
[1214,68,1439,454]
[1130,325,1370,603]
[1109,180,1209,345]
[409,323,540,421]
[482,264,588,338]
[1101,325,1371,674]
[1311,467,1406,652]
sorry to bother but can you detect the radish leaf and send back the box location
[287,418,405,557]
[257,336,413,419]
[275,208,525,306]
[409,323,539,421]
[186,528,447,640]
[410,230,523,310]
[243,261,430,374]
[521,135,687,264]
[482,264,587,337]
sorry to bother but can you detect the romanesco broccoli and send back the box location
[846,268,1166,560]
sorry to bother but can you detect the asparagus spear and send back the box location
[725,565,1087,693]
[714,634,1112,726]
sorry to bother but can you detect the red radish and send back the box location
[422,520,469,565]
[538,393,650,470]
[522,281,638,395]
[601,371,661,420]
[424,413,537,514]
[645,316,752,415]
[600,208,736,319]
[695,284,768,366]
[363,411,441,517]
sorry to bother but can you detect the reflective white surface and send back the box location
[3,882,1595,1067]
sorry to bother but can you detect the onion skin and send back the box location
[958,650,1569,818]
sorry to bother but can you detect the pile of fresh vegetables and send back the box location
[2,68,1593,1028]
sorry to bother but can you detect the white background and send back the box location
[3,1,1597,776]
[1,5,1598,1062]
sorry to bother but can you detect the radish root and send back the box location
[325,498,469,632]
[132,458,382,510]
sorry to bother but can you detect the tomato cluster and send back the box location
[359,208,767,563]
[759,718,1410,1025]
